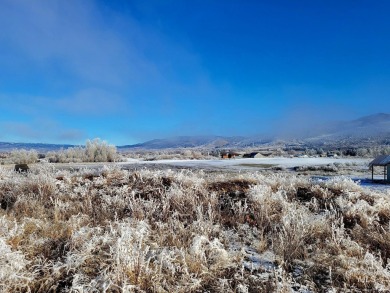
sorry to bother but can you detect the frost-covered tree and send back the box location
[85,138,117,162]
[9,149,38,164]
[46,138,119,163]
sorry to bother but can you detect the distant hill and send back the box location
[118,135,250,150]
[304,113,390,142]
[120,113,390,149]
[344,113,390,133]
[1,113,389,152]
[353,113,390,125]
[0,142,76,152]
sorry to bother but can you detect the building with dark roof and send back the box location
[369,155,390,182]
[220,151,241,159]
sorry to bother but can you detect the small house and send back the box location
[221,151,241,159]
[221,152,229,159]
[369,155,390,183]
[229,152,241,159]
[243,152,263,158]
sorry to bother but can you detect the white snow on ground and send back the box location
[124,157,390,190]
[127,157,371,170]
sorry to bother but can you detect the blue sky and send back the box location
[1,0,389,145]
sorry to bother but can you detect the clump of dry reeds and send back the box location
[0,165,389,292]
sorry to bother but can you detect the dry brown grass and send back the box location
[0,165,389,292]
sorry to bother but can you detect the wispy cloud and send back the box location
[0,0,207,89]
[0,89,125,116]
[56,89,126,115]
[57,129,85,141]
[0,0,235,143]
[1,120,86,143]
[0,0,141,87]
[2,122,42,140]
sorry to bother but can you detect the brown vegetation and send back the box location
[0,165,389,292]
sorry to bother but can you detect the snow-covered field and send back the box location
[131,157,390,191]
[125,157,371,170]
[26,157,387,190]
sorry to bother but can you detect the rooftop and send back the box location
[369,155,390,167]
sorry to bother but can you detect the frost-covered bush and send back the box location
[7,149,38,164]
[294,163,339,172]
[85,138,117,162]
[47,138,120,163]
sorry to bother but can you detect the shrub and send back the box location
[47,138,120,163]
[9,149,38,164]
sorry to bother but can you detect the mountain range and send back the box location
[303,113,390,141]
[1,113,389,151]
[119,113,390,149]
[0,142,76,152]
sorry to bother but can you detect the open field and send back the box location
[136,157,371,168]
[13,157,369,173]
[1,163,390,292]
[134,157,371,175]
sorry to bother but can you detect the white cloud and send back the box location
[0,0,160,87]
[0,0,232,143]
